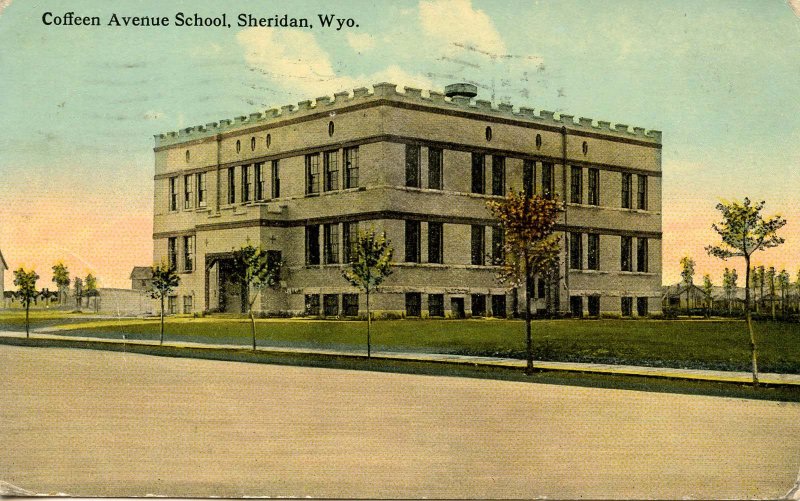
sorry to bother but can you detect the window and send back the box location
[621,297,633,317]
[324,150,338,191]
[542,162,554,199]
[183,235,194,272]
[637,238,649,272]
[183,295,193,314]
[491,226,504,264]
[328,121,335,137]
[271,160,280,198]
[242,165,253,202]
[588,168,599,206]
[570,296,583,318]
[428,294,444,317]
[185,150,190,162]
[167,237,177,269]
[537,278,546,299]
[183,175,193,209]
[428,147,443,190]
[342,294,359,316]
[305,294,320,316]
[588,296,600,316]
[535,134,542,149]
[405,292,421,317]
[428,222,443,264]
[169,177,178,211]
[250,136,256,151]
[344,147,359,189]
[405,220,421,263]
[471,225,485,265]
[491,294,507,318]
[637,297,649,316]
[471,153,485,194]
[267,250,282,277]
[254,163,265,201]
[227,167,236,204]
[491,156,505,196]
[471,294,486,317]
[587,234,600,271]
[323,294,339,317]
[323,223,339,264]
[266,133,271,148]
[582,141,588,155]
[621,236,632,272]
[196,172,207,208]
[637,174,648,210]
[523,160,534,197]
[405,144,420,188]
[569,232,582,270]
[570,166,582,204]
[621,172,632,209]
[305,225,320,265]
[236,139,241,153]
[167,295,177,315]
[485,126,492,141]
[342,222,359,263]
[306,153,320,194]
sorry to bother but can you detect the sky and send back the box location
[1,0,800,289]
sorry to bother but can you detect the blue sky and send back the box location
[2,0,799,288]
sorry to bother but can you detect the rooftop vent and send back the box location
[444,83,477,99]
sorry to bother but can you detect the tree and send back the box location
[758,265,766,314]
[84,273,98,311]
[73,277,84,310]
[796,269,800,313]
[488,191,561,374]
[751,266,760,313]
[778,269,790,318]
[680,256,695,316]
[702,274,713,318]
[149,262,180,345]
[766,266,776,320]
[13,268,39,338]
[341,227,394,358]
[232,243,283,351]
[723,268,738,315]
[706,198,786,385]
[51,262,70,306]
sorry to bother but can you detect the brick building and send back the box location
[152,82,662,317]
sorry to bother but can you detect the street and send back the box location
[1,344,798,498]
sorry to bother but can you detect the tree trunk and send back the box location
[250,309,257,351]
[744,258,758,386]
[25,303,30,338]
[366,291,371,358]
[160,296,165,345]
[525,272,533,374]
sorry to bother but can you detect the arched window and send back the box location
[535,134,542,149]
[328,121,335,137]
[266,133,271,148]
[582,141,588,155]
[236,140,241,153]
[185,150,190,162]
[485,126,492,142]
[251,137,256,151]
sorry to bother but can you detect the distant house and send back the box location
[130,266,153,291]
[0,249,7,302]
[662,283,708,310]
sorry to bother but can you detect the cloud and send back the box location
[0,0,12,16]
[346,32,376,53]
[789,0,800,18]
[236,28,432,96]
[419,0,506,56]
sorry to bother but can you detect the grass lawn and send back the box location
[4,310,797,374]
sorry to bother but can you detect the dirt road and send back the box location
[1,345,799,498]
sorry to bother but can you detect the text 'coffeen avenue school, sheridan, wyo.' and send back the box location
[152,82,662,318]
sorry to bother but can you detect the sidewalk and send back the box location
[2,329,799,386]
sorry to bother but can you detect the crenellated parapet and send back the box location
[153,82,662,147]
